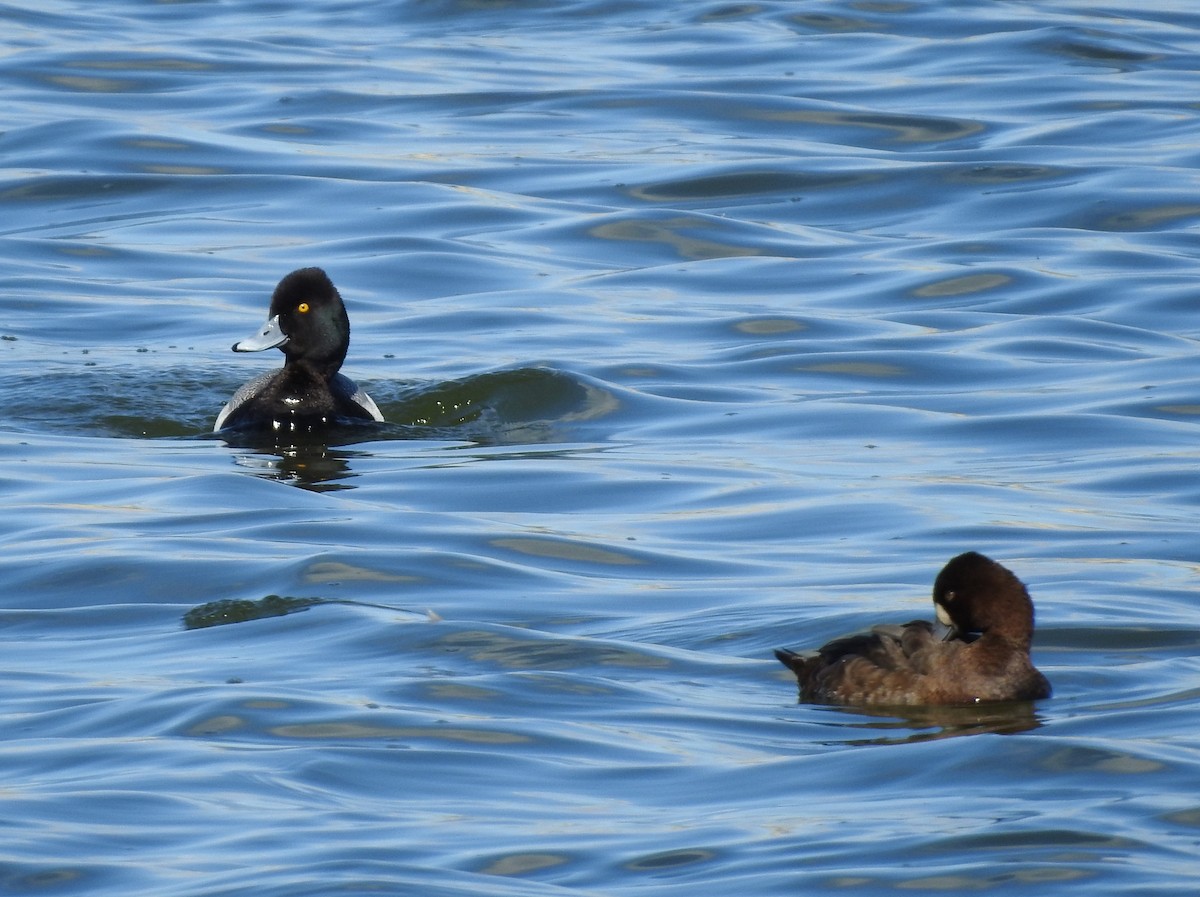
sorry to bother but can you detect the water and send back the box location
[4,1,1200,894]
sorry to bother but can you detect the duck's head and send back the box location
[234,267,351,376]
[932,551,1036,645]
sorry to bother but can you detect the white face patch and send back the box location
[935,602,953,627]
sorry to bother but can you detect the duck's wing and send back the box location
[775,628,907,704]
[779,621,973,705]
[331,372,384,422]
[214,370,277,431]
[774,624,923,680]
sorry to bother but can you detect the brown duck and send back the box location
[775,552,1051,706]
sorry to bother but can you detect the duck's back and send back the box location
[776,621,1049,706]
[776,621,952,705]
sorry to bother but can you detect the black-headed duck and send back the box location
[214,268,384,433]
[775,552,1051,706]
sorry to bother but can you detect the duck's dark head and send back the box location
[932,551,1035,646]
[234,267,350,377]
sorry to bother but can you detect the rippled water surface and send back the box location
[5,1,1200,894]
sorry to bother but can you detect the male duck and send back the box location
[775,552,1051,706]
[214,267,384,433]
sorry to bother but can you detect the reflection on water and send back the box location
[590,215,764,261]
[759,107,987,144]
[810,701,1045,745]
[225,440,367,491]
[438,627,671,671]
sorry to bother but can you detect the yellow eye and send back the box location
[297,302,310,313]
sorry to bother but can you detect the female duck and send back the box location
[214,268,384,433]
[774,552,1051,706]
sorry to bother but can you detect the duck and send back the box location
[774,552,1051,706]
[214,267,384,433]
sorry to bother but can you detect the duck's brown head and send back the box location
[932,551,1036,646]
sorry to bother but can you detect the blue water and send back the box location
[5,1,1200,894]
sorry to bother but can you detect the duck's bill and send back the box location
[233,315,289,352]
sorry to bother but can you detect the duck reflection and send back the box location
[221,430,371,492]
[818,700,1044,745]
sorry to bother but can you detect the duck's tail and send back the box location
[773,647,806,674]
